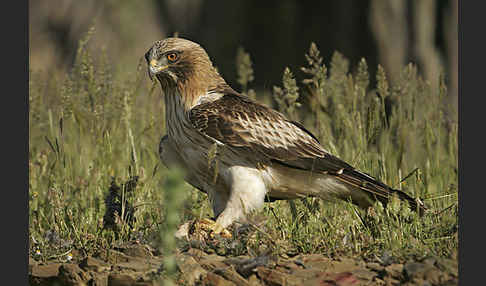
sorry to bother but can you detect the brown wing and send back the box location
[190,93,328,163]
[189,93,423,211]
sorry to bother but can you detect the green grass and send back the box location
[29,31,458,268]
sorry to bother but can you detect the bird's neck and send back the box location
[175,67,227,110]
[163,89,191,138]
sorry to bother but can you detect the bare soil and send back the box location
[29,239,458,286]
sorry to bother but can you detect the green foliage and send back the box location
[28,28,203,262]
[263,42,457,260]
[29,33,457,266]
[235,46,256,100]
[273,67,301,121]
[159,168,188,285]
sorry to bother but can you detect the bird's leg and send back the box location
[214,166,267,230]
[193,188,232,238]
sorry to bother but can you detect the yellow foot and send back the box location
[196,218,232,239]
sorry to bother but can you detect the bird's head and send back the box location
[145,38,226,101]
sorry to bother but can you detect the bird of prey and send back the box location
[145,38,424,236]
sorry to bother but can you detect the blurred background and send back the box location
[29,0,458,111]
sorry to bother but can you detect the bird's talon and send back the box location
[196,218,232,238]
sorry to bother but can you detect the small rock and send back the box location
[403,262,432,279]
[422,256,437,266]
[306,272,359,286]
[256,267,286,286]
[104,250,132,264]
[30,263,61,278]
[176,254,207,286]
[248,274,263,286]
[90,273,109,286]
[199,254,229,270]
[225,255,272,278]
[121,244,153,258]
[58,263,91,284]
[108,273,136,286]
[351,268,377,281]
[80,256,111,272]
[184,247,207,259]
[288,268,322,281]
[383,275,400,285]
[214,266,249,286]
[329,258,361,273]
[114,257,152,272]
[435,258,458,277]
[384,263,404,279]
[422,268,442,285]
[299,254,332,270]
[202,273,236,286]
[366,262,384,272]
[404,261,448,285]
[379,251,395,266]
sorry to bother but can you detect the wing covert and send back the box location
[188,93,423,211]
[189,93,347,170]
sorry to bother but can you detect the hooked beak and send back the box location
[148,59,168,81]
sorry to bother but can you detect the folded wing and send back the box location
[189,92,424,211]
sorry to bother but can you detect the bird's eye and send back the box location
[167,53,178,62]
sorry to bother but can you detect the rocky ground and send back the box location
[29,239,458,286]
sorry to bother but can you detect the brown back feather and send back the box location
[189,91,425,213]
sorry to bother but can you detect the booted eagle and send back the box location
[145,38,424,236]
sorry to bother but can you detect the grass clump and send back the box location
[28,28,205,262]
[29,31,457,268]
[236,46,256,100]
[257,42,458,261]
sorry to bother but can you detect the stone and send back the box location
[202,273,236,286]
[30,263,61,278]
[199,254,229,270]
[29,263,62,285]
[351,268,377,281]
[435,258,458,277]
[403,262,435,280]
[90,273,109,286]
[225,255,272,278]
[328,258,361,273]
[366,262,384,272]
[256,267,286,286]
[108,273,136,286]
[288,268,324,281]
[298,254,332,270]
[184,247,207,259]
[384,263,404,279]
[58,263,91,284]
[214,266,249,286]
[422,256,437,266]
[80,256,111,272]
[306,272,359,286]
[176,254,207,286]
[247,274,263,286]
[422,268,442,285]
[121,244,153,258]
[114,258,152,272]
[103,250,132,264]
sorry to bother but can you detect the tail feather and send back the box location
[334,168,426,214]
